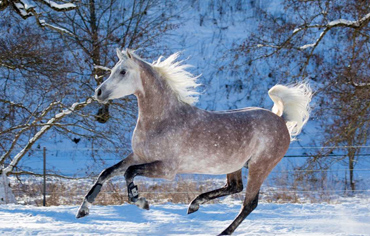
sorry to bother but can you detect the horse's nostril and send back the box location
[97,89,102,97]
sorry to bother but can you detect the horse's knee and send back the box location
[244,192,259,212]
[227,180,243,193]
[250,196,258,211]
[98,167,114,183]
[86,183,102,203]
[235,183,244,193]
[124,165,134,181]
[98,160,127,183]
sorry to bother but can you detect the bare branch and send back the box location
[0,98,33,114]
[2,98,93,175]
[299,12,370,51]
[253,11,370,64]
[0,101,61,165]
[0,0,10,11]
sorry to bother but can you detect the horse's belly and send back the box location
[177,153,250,175]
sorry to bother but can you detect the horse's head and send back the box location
[95,49,143,103]
[95,49,200,106]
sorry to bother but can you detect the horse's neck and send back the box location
[135,78,186,129]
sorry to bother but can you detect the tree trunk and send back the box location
[0,171,16,204]
[348,153,355,192]
[89,0,102,84]
[88,0,110,123]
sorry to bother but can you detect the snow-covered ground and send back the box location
[2,1,369,234]
[1,198,369,235]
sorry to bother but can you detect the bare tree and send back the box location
[41,0,177,123]
[233,0,370,191]
[0,14,97,177]
[0,0,178,184]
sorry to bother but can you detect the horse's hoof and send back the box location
[76,207,89,218]
[135,197,149,210]
[187,202,199,214]
[76,200,91,219]
[218,229,231,235]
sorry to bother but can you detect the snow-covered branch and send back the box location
[0,0,10,11]
[298,12,370,50]
[12,0,35,18]
[255,12,370,55]
[327,12,370,28]
[348,80,370,88]
[352,82,370,87]
[0,63,17,70]
[0,101,61,165]
[1,98,93,175]
[1,0,77,35]
[252,11,370,74]
[9,0,76,19]
[39,0,76,12]
[38,20,75,37]
[94,65,112,72]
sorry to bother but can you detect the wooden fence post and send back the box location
[43,147,46,207]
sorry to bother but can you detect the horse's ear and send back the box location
[116,48,125,60]
[126,49,133,59]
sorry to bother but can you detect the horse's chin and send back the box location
[94,96,110,104]
[98,99,109,104]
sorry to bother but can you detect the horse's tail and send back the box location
[268,82,312,140]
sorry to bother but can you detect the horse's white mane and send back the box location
[120,49,201,105]
[151,53,201,105]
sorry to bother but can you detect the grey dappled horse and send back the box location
[76,49,312,235]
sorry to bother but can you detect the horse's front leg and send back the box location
[124,160,176,210]
[76,153,137,218]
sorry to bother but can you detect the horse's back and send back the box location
[212,106,264,114]
[174,106,290,174]
[207,107,287,132]
[205,107,290,151]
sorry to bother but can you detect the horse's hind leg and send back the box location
[219,157,281,235]
[187,169,243,214]
[76,153,136,218]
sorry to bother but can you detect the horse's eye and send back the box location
[120,70,126,75]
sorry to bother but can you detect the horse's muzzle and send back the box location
[95,87,109,104]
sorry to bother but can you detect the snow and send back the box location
[299,43,315,50]
[325,13,370,30]
[328,19,355,27]
[13,2,33,17]
[0,198,369,235]
[94,65,112,72]
[42,0,76,10]
[39,20,74,36]
[20,0,35,10]
[327,13,370,27]
[293,28,301,34]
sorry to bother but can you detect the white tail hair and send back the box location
[268,82,312,140]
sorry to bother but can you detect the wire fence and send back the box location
[5,145,370,206]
